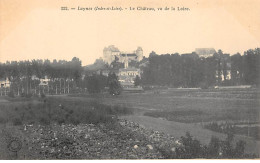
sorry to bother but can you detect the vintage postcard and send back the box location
[0,0,259,160]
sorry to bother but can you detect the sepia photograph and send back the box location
[0,0,259,160]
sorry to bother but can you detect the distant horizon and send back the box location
[0,46,259,66]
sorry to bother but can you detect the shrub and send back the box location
[207,136,221,158]
[176,132,204,158]
[166,132,250,159]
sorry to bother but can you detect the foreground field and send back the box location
[0,87,259,158]
[68,88,260,154]
[0,120,172,159]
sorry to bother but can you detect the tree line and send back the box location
[0,57,82,96]
[0,57,121,96]
[140,48,260,88]
[0,48,259,96]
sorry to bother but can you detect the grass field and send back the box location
[68,88,259,123]
[0,96,132,126]
[0,87,259,157]
[69,88,260,151]
[1,88,259,129]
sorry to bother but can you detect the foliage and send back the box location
[175,132,204,158]
[0,48,259,96]
[85,74,107,94]
[204,122,260,140]
[163,132,252,159]
[0,57,82,96]
[134,75,141,86]
[107,73,122,95]
[140,48,260,87]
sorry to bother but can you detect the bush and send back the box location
[176,132,204,158]
[163,132,250,159]
[207,136,221,158]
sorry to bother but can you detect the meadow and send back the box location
[72,88,259,124]
[68,88,260,141]
[0,96,132,126]
[0,87,259,158]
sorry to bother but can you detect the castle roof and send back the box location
[104,45,120,52]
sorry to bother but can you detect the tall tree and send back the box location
[107,73,121,95]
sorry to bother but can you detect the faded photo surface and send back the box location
[0,0,260,159]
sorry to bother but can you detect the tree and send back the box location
[215,50,223,85]
[134,75,141,86]
[231,53,243,85]
[107,73,121,95]
[85,74,107,94]
[86,74,101,94]
[234,140,246,158]
[208,136,221,158]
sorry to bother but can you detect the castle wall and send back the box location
[103,46,143,64]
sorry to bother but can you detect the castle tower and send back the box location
[136,47,143,61]
[103,45,120,64]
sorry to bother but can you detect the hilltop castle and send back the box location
[103,45,143,64]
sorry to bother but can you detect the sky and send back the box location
[0,0,260,66]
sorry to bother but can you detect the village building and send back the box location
[118,57,141,88]
[31,75,40,80]
[0,77,11,88]
[39,76,50,86]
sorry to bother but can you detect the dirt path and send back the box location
[120,115,260,155]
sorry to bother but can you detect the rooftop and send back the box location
[195,48,216,56]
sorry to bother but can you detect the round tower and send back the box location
[136,47,143,61]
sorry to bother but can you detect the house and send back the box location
[39,76,50,86]
[31,75,40,80]
[0,78,11,88]
[215,54,232,81]
[118,58,141,88]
